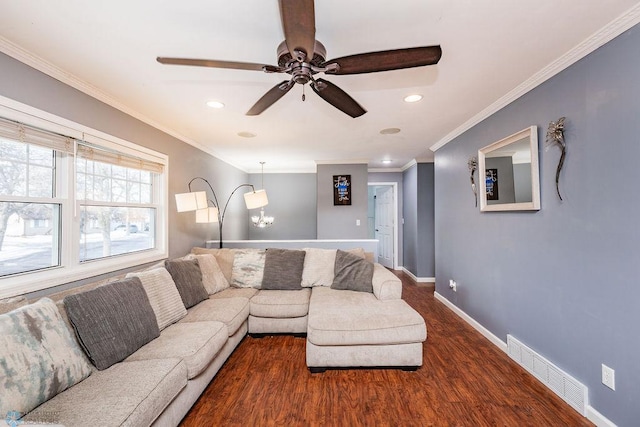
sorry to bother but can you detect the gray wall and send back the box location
[368,171,404,268]
[316,164,368,239]
[0,52,249,261]
[402,163,435,278]
[247,173,317,240]
[434,24,640,426]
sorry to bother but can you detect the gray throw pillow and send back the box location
[262,248,306,290]
[64,277,160,370]
[164,258,209,308]
[331,249,374,293]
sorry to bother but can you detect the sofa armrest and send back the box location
[371,264,402,300]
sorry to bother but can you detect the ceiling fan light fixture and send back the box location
[380,127,401,135]
[404,94,423,103]
[206,100,225,109]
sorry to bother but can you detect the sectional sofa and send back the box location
[0,247,427,427]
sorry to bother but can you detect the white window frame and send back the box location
[0,96,169,298]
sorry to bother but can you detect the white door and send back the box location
[374,186,394,268]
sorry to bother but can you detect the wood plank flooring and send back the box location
[180,272,593,426]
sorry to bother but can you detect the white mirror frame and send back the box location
[478,126,540,212]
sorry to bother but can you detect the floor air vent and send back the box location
[507,335,588,416]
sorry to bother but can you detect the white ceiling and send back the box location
[0,1,639,173]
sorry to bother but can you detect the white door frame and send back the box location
[368,182,398,269]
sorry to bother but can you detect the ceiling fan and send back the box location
[157,0,442,118]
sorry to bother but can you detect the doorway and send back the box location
[367,183,398,269]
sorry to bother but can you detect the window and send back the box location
[0,108,168,298]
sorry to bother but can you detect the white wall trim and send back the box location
[429,3,640,152]
[586,406,617,427]
[402,268,435,283]
[0,35,247,172]
[434,292,507,352]
[435,291,617,426]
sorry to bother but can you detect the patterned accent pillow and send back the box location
[0,298,93,416]
[331,249,374,293]
[301,248,337,287]
[164,258,209,308]
[126,267,187,330]
[186,254,230,294]
[64,277,160,370]
[231,249,266,289]
[262,248,306,290]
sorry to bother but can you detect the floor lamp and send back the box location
[175,177,268,248]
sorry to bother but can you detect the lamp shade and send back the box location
[175,191,207,212]
[196,206,219,223]
[244,189,269,209]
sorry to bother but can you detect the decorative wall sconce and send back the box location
[175,177,268,248]
[546,117,566,201]
[468,156,478,207]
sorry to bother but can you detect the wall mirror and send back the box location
[478,126,540,212]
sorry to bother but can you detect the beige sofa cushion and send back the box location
[126,267,187,330]
[250,289,311,318]
[209,287,258,299]
[0,295,28,314]
[180,297,250,336]
[126,321,227,379]
[185,253,230,294]
[301,248,336,287]
[23,358,187,427]
[372,263,402,300]
[307,287,426,346]
[190,247,235,282]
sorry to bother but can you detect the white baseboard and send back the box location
[401,267,435,283]
[587,406,618,427]
[434,292,617,427]
[434,292,508,353]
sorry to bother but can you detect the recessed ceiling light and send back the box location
[382,159,393,164]
[380,128,401,135]
[237,131,257,138]
[206,100,225,109]
[403,94,423,103]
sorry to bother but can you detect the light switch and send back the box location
[356,219,361,226]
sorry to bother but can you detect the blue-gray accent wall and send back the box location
[434,25,640,425]
[403,163,435,278]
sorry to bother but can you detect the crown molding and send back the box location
[430,3,640,152]
[0,35,249,173]
[401,159,417,171]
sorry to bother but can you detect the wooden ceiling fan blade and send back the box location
[311,79,366,118]
[246,80,295,116]
[157,57,282,72]
[323,46,442,75]
[279,0,316,62]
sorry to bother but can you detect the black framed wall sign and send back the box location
[333,175,351,205]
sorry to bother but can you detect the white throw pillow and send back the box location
[126,267,187,330]
[186,253,230,294]
[301,248,337,287]
[231,249,266,288]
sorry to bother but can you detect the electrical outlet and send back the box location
[449,279,457,292]
[602,364,615,390]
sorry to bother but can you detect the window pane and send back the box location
[28,144,54,167]
[0,138,27,162]
[28,165,54,198]
[0,202,60,277]
[79,206,155,262]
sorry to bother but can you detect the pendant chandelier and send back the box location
[251,162,274,228]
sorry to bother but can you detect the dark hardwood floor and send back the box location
[180,272,593,426]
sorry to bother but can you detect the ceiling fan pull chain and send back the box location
[302,84,306,102]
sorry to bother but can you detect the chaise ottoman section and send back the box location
[23,358,187,427]
[180,297,250,336]
[306,287,427,370]
[249,289,311,334]
[126,321,228,379]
